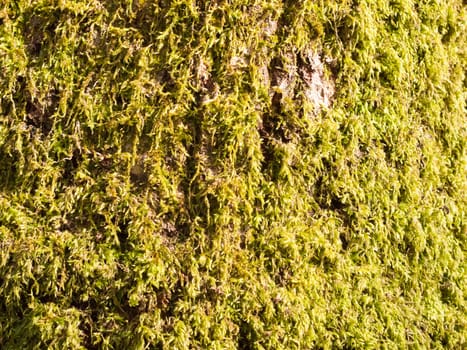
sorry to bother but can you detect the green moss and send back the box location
[0,0,466,349]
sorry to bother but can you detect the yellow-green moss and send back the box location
[0,0,465,349]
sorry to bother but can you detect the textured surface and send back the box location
[0,1,466,349]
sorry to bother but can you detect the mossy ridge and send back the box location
[0,0,466,349]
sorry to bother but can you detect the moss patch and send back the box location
[0,0,466,349]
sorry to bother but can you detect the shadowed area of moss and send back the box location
[0,0,465,349]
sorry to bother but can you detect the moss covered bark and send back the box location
[0,1,466,349]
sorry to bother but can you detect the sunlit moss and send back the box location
[0,0,465,349]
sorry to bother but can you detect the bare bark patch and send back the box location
[267,48,335,114]
[298,50,335,113]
